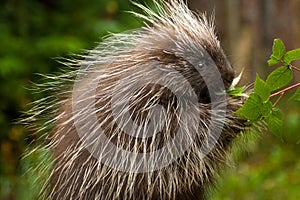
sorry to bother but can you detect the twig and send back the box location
[273,92,285,107]
[291,65,300,73]
[270,82,300,98]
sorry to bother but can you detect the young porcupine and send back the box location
[24,0,247,199]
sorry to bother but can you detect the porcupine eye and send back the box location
[195,63,210,104]
[197,58,235,104]
[181,61,212,104]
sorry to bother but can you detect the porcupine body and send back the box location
[25,1,246,200]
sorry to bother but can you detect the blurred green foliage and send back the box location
[0,0,299,199]
[211,101,300,200]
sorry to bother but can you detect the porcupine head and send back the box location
[25,0,245,200]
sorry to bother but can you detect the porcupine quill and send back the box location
[23,0,249,199]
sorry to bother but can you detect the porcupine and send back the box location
[24,0,248,199]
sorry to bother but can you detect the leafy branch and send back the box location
[229,38,300,140]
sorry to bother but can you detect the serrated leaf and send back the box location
[268,39,286,66]
[227,86,246,97]
[235,93,263,120]
[283,48,300,65]
[290,88,300,101]
[261,101,273,117]
[254,74,270,101]
[266,66,293,91]
[266,108,283,141]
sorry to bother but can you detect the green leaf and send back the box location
[261,101,273,117]
[290,88,300,101]
[254,74,270,101]
[266,108,283,141]
[267,58,279,66]
[268,38,286,66]
[283,48,300,65]
[235,93,263,120]
[266,66,293,91]
[227,86,247,97]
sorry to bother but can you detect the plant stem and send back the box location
[273,92,285,107]
[291,65,300,73]
[270,82,300,98]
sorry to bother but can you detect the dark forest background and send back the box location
[0,0,299,199]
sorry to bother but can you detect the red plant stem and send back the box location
[273,92,285,107]
[270,82,300,98]
[291,65,300,73]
